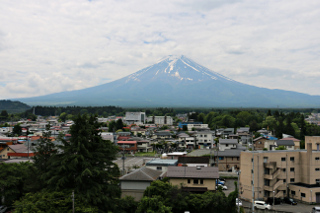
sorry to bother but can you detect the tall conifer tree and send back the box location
[46,114,120,212]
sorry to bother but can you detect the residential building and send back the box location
[167,166,219,193]
[120,167,164,201]
[177,156,210,167]
[239,142,320,204]
[147,116,173,125]
[253,136,268,150]
[195,131,214,149]
[117,141,137,153]
[219,139,238,151]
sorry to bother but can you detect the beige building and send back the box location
[240,141,320,204]
[167,166,219,193]
[305,136,320,151]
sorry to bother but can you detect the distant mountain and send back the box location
[17,55,320,108]
[0,100,31,113]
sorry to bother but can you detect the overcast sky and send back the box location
[1,0,320,99]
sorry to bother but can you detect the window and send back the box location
[283,168,286,172]
[264,179,270,186]
[219,157,224,160]
[316,157,320,161]
[156,167,162,171]
[226,144,229,147]
[316,179,320,183]
[188,179,190,184]
[193,179,199,184]
[264,168,270,175]
[251,169,253,174]
[301,193,306,198]
[290,178,295,183]
[281,157,286,162]
[283,179,286,183]
[204,135,207,137]
[263,157,268,163]
[315,168,320,171]
[290,157,294,161]
[291,190,296,195]
[200,179,204,184]
[290,168,295,172]
[237,157,239,161]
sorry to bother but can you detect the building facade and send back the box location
[240,142,320,204]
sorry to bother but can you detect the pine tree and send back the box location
[33,124,57,189]
[46,114,120,212]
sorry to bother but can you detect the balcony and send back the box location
[263,185,273,191]
[275,190,283,198]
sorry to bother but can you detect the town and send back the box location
[1,108,320,212]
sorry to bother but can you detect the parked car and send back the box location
[312,207,320,213]
[216,180,225,185]
[266,197,282,205]
[216,184,228,190]
[236,198,242,207]
[283,197,297,205]
[254,201,271,210]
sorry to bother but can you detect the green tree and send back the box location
[33,125,57,189]
[45,114,120,212]
[115,196,138,213]
[0,110,9,119]
[59,112,67,122]
[116,119,124,130]
[13,190,98,213]
[136,196,172,213]
[12,124,22,136]
[0,162,34,206]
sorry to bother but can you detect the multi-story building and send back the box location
[195,131,214,148]
[125,112,146,125]
[240,140,320,204]
[146,116,173,125]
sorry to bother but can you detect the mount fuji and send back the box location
[17,55,320,107]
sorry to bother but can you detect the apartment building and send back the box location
[240,141,320,204]
[146,116,173,125]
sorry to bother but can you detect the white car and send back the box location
[216,184,228,190]
[254,201,271,210]
[236,198,242,206]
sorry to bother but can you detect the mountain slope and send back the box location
[17,55,320,107]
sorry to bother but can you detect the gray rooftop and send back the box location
[276,140,295,146]
[219,139,238,144]
[167,166,219,179]
[120,167,163,181]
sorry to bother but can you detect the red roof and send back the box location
[280,137,300,142]
[117,141,137,144]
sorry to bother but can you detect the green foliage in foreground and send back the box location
[13,191,98,213]
[138,180,238,213]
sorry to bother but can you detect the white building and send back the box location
[147,116,173,125]
[125,112,146,125]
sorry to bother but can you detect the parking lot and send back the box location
[113,156,153,172]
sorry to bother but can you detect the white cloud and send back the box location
[0,0,320,98]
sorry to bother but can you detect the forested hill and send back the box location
[0,100,31,113]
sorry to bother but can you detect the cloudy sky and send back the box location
[1,0,320,99]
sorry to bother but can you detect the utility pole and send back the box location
[72,190,75,213]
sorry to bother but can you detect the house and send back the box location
[0,143,35,159]
[253,136,268,150]
[213,149,243,171]
[280,137,300,150]
[117,141,137,153]
[219,139,238,151]
[167,166,219,193]
[195,131,215,149]
[264,140,295,151]
[128,137,152,152]
[120,167,164,201]
[152,131,173,140]
[239,142,320,204]
[145,159,178,172]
